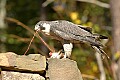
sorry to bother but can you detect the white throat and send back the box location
[42,23,51,35]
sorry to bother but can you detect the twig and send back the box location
[36,32,55,53]
[5,17,34,34]
[42,0,109,8]
[24,31,37,55]
[77,0,110,8]
[82,74,98,80]
[9,34,31,42]
[42,0,54,7]
[95,39,109,80]
[95,52,106,80]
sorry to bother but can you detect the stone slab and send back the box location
[1,71,45,80]
[47,58,83,80]
[0,52,46,72]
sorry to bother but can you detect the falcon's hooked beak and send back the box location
[35,24,45,31]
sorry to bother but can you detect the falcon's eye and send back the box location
[54,21,58,23]
[39,24,41,26]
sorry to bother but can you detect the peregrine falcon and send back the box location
[35,20,109,58]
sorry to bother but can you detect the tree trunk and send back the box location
[110,0,120,80]
[0,0,7,52]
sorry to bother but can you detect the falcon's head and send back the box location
[35,21,60,35]
[35,20,68,34]
[35,21,50,33]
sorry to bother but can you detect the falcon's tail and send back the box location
[91,45,109,59]
[92,34,108,40]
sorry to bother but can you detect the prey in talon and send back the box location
[49,50,65,59]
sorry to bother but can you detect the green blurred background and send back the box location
[0,0,113,80]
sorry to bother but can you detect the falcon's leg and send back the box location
[63,43,73,58]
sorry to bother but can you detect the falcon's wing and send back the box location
[51,22,103,46]
[52,29,76,40]
[51,21,93,37]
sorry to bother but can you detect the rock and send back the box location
[0,52,17,67]
[0,52,46,73]
[1,71,45,80]
[47,58,83,80]
[15,54,46,72]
